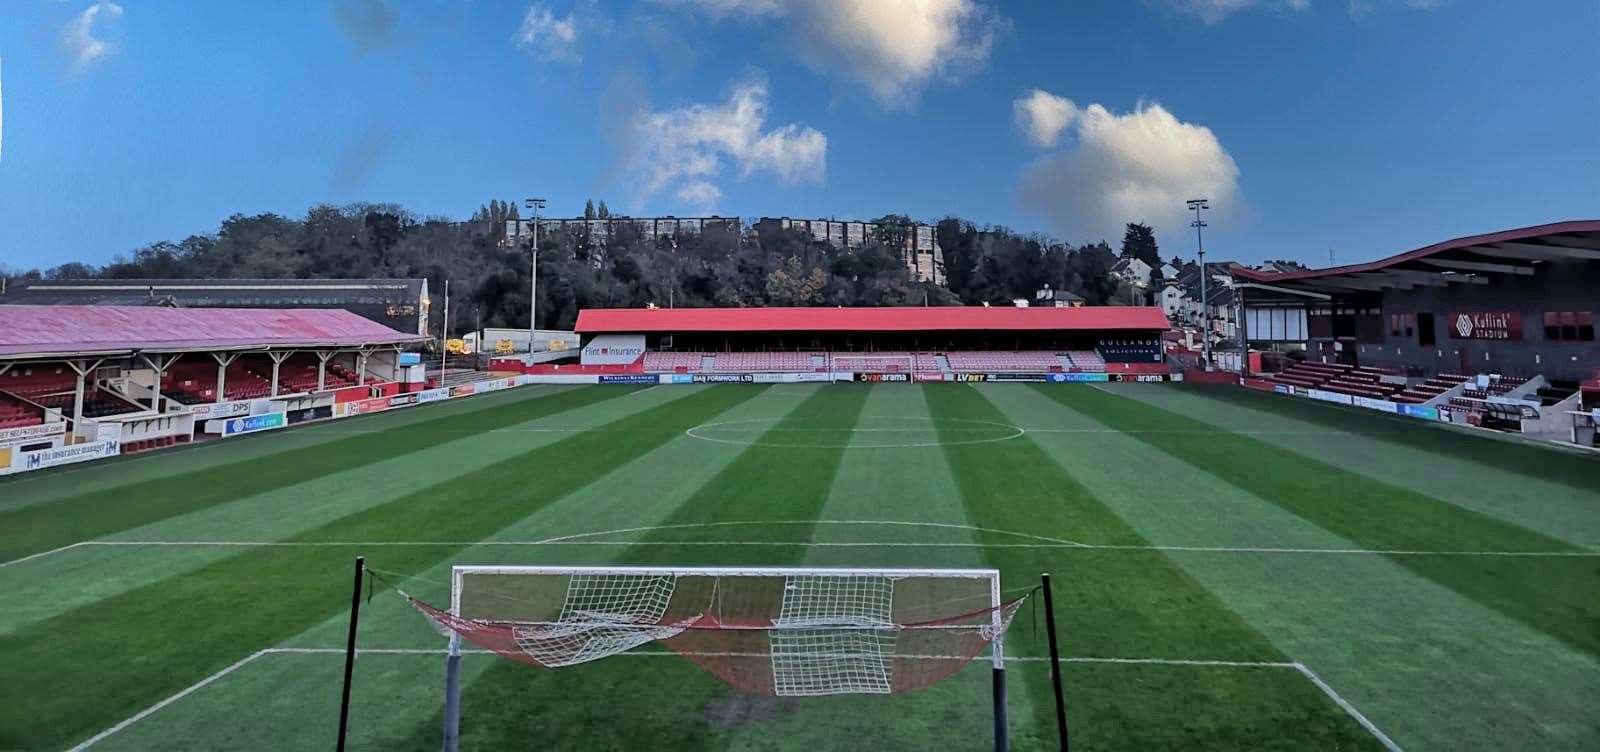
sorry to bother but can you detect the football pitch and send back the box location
[2,382,1596,751]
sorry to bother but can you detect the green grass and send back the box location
[1,382,1595,751]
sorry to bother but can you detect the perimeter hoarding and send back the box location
[0,439,121,476]
[598,374,659,384]
[0,421,67,447]
[207,412,288,436]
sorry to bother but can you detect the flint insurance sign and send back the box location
[581,335,646,365]
[1449,312,1522,341]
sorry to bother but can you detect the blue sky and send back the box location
[1,0,1596,272]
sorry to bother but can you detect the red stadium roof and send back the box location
[1230,220,1600,290]
[0,305,428,359]
[575,306,1170,334]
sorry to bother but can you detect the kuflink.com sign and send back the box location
[220,412,287,436]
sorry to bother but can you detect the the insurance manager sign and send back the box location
[1449,312,1522,341]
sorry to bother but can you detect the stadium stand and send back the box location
[944,351,1062,373]
[642,352,703,373]
[0,392,43,429]
[714,352,819,373]
[1392,373,1468,404]
[1097,338,1163,363]
[631,350,1126,375]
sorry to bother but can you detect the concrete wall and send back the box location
[1352,259,1598,380]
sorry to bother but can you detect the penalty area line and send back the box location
[73,648,1398,752]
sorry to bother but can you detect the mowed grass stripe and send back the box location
[0,386,763,751]
[1185,384,1600,494]
[0,386,561,513]
[0,385,631,563]
[426,385,871,752]
[925,384,1380,751]
[1043,384,1600,658]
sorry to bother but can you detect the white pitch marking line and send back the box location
[68,649,272,752]
[76,648,1398,752]
[0,541,87,569]
[65,540,1598,557]
[1294,663,1404,752]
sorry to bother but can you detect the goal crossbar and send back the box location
[420,564,1023,752]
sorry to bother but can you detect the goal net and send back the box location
[406,566,1024,699]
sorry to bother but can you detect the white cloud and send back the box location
[621,78,826,213]
[516,5,582,63]
[664,0,1008,110]
[1158,0,1307,23]
[1013,89,1078,149]
[1018,97,1240,243]
[62,1,123,72]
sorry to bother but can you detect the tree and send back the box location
[1121,223,1161,270]
[584,199,596,220]
[597,201,610,219]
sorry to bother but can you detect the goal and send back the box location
[406,565,1026,751]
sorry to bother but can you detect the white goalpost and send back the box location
[408,565,1025,752]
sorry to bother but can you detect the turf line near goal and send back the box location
[50,536,1596,558]
[71,647,1401,752]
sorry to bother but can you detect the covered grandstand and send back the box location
[1229,220,1599,437]
[0,305,428,467]
[0,278,432,336]
[563,306,1173,381]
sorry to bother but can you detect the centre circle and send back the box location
[684,416,1025,449]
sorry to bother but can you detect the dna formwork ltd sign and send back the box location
[1448,312,1522,341]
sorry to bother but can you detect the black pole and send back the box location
[992,665,1008,752]
[336,556,366,752]
[1041,573,1070,751]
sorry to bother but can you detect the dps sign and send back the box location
[581,335,646,366]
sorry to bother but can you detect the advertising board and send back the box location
[1274,385,1292,395]
[450,384,477,398]
[1307,389,1354,405]
[668,374,695,384]
[416,388,451,403]
[0,421,66,446]
[694,374,755,383]
[855,373,910,383]
[951,373,988,382]
[1398,404,1439,421]
[1353,396,1398,413]
[190,400,253,421]
[985,373,1047,382]
[581,334,647,365]
[598,374,660,384]
[287,405,334,424]
[210,412,288,436]
[916,373,946,382]
[1,439,120,475]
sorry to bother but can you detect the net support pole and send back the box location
[990,573,1007,752]
[1041,573,1069,751]
[442,639,462,752]
[442,567,465,752]
[335,556,365,752]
